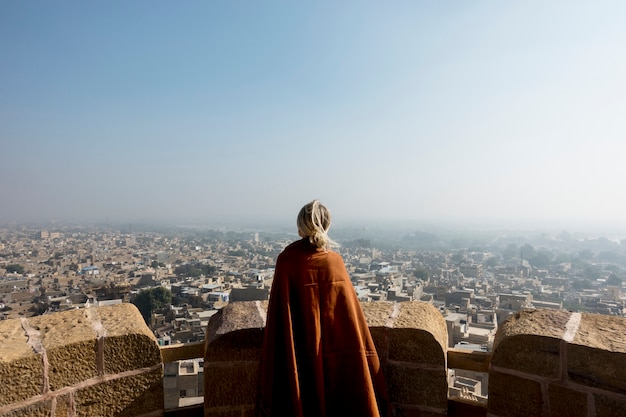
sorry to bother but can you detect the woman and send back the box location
[258,200,389,417]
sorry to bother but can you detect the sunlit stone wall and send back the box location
[489,308,626,417]
[0,304,163,417]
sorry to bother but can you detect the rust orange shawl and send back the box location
[258,238,389,417]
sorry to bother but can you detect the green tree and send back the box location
[6,264,24,274]
[529,252,552,269]
[484,256,499,268]
[132,287,172,324]
[150,260,165,269]
[502,243,519,260]
[413,267,429,281]
[571,279,593,290]
[607,274,623,286]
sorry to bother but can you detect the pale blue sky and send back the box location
[1,1,625,230]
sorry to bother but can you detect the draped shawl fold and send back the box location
[258,238,389,417]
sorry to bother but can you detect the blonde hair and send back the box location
[297,200,336,249]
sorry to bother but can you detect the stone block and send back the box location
[206,301,266,345]
[567,313,626,393]
[0,319,43,407]
[369,326,389,362]
[493,309,571,345]
[204,362,259,408]
[73,367,163,417]
[28,309,98,391]
[594,393,626,417]
[391,302,448,349]
[93,304,162,374]
[53,394,71,417]
[488,370,543,417]
[491,334,561,378]
[361,301,396,328]
[381,302,447,366]
[205,329,263,363]
[568,344,626,392]
[385,363,448,408]
[572,313,626,352]
[0,400,52,417]
[548,384,587,417]
[491,309,569,378]
[388,328,446,365]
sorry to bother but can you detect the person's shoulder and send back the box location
[278,238,309,258]
[325,249,345,262]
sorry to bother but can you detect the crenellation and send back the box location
[0,304,163,417]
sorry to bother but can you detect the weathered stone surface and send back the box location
[594,393,626,417]
[204,362,259,408]
[0,400,52,417]
[0,319,29,361]
[93,304,162,374]
[494,309,572,344]
[383,302,447,366]
[0,319,42,407]
[388,327,446,365]
[568,343,626,393]
[206,301,266,345]
[548,384,587,417]
[491,334,561,378]
[361,301,396,327]
[573,313,626,352]
[491,309,568,378]
[488,370,543,417]
[27,310,98,391]
[567,313,626,393]
[73,367,163,417]
[385,364,448,408]
[0,304,163,416]
[205,329,263,363]
[54,394,71,417]
[369,327,389,362]
[391,302,447,350]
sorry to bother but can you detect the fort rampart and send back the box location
[1,302,625,416]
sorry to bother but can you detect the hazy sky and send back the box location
[2,1,625,230]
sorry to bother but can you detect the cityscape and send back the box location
[2,220,625,408]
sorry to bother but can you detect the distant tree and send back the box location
[174,262,216,278]
[582,264,603,281]
[597,251,622,263]
[483,256,499,268]
[132,287,172,324]
[607,274,623,286]
[502,243,519,260]
[150,260,165,269]
[571,279,593,290]
[450,252,465,264]
[413,267,429,281]
[6,264,24,274]
[529,252,552,269]
[577,250,594,261]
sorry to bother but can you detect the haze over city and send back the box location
[2,1,625,233]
